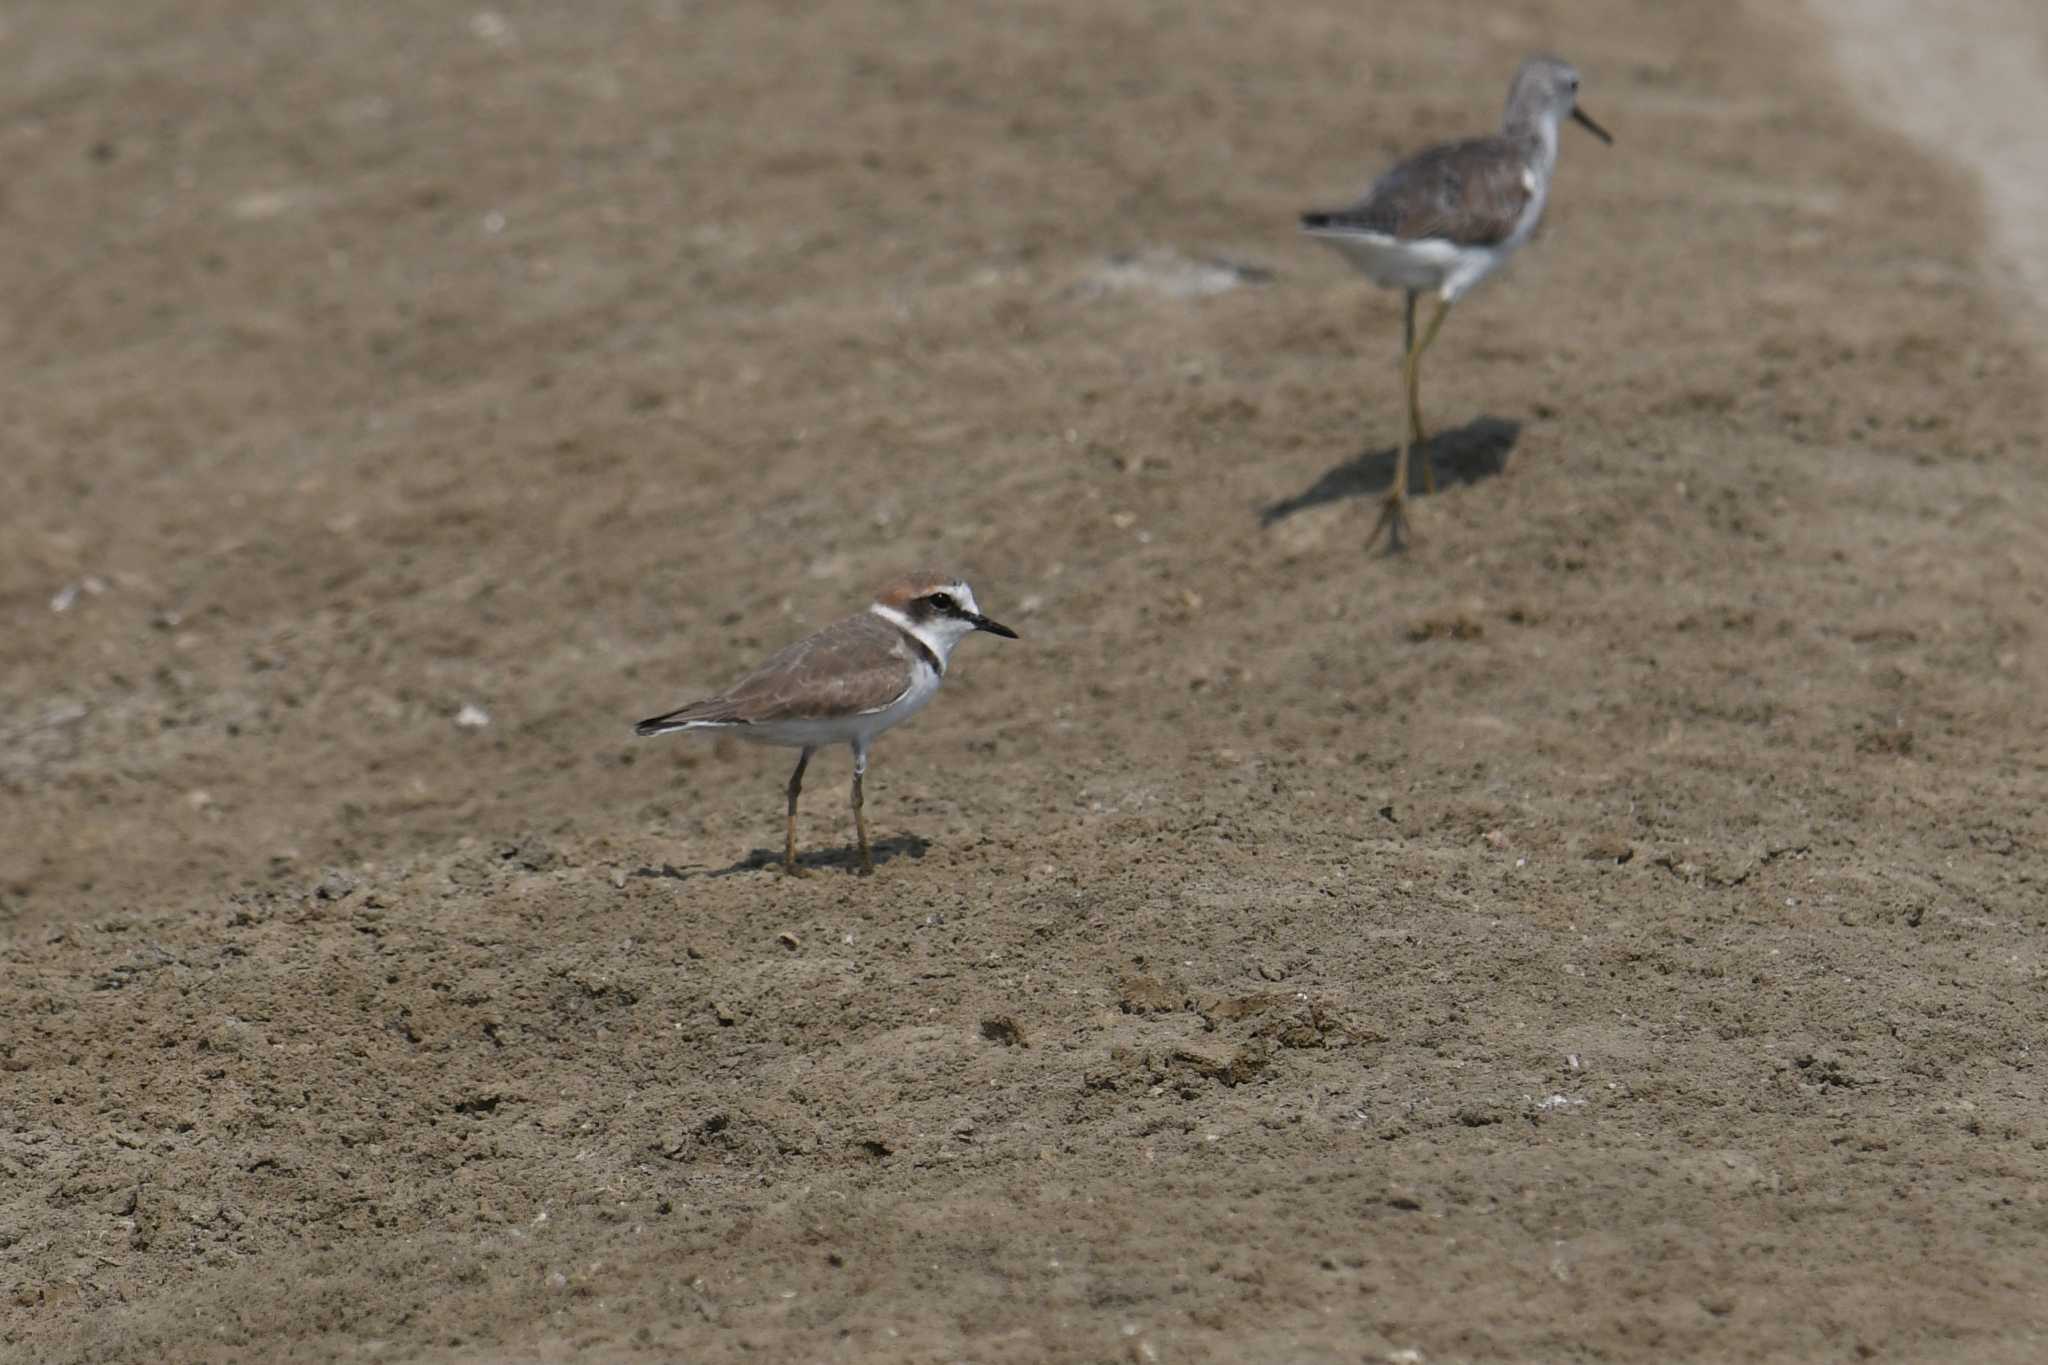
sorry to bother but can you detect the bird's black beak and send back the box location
[969,613,1018,639]
[1571,106,1613,144]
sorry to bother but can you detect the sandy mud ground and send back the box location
[4,1,2046,1361]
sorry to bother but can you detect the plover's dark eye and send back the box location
[928,593,957,613]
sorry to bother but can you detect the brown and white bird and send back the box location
[1301,54,1611,549]
[634,571,1018,876]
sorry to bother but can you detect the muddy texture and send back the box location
[4,2,2047,1362]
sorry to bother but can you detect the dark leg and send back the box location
[850,744,873,875]
[1402,289,1417,366]
[783,747,814,877]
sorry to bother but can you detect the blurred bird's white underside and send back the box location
[1301,228,1509,301]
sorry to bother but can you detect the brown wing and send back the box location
[639,612,917,729]
[1304,135,1533,247]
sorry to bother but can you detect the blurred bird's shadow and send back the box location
[1259,416,1520,526]
[708,833,930,879]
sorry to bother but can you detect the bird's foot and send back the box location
[1365,486,1412,554]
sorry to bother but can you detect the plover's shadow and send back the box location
[1258,416,1520,526]
[708,833,930,879]
[631,862,704,882]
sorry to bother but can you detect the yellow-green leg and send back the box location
[1372,295,1452,552]
[1408,295,1451,493]
[1400,292,1426,457]
[783,747,814,877]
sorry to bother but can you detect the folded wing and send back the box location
[635,613,917,735]
[1303,135,1533,247]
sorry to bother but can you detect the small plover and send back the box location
[1302,54,1611,549]
[634,571,1018,876]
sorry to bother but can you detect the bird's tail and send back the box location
[633,700,739,737]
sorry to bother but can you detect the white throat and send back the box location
[869,602,961,672]
[1532,113,1560,173]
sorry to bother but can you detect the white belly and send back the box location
[1305,152,1553,303]
[1305,228,1509,301]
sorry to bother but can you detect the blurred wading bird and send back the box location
[1301,54,1611,549]
[634,571,1017,876]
